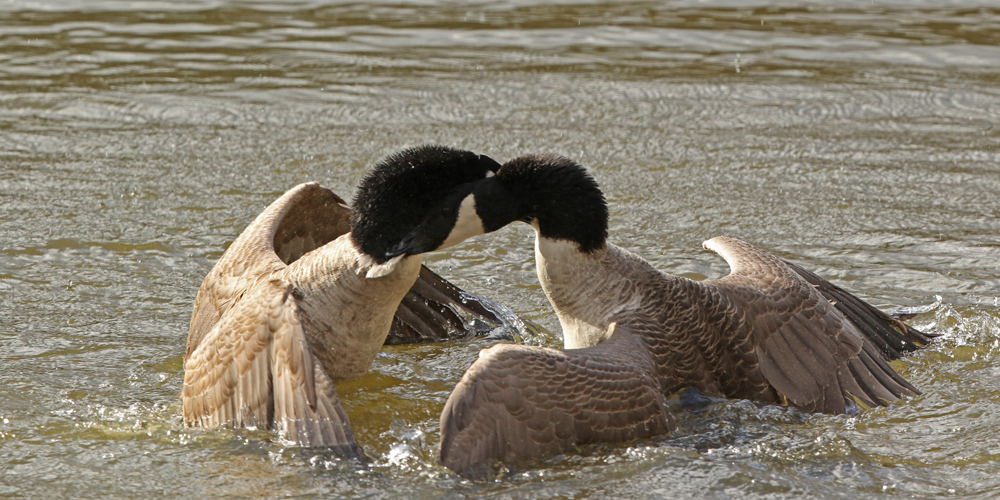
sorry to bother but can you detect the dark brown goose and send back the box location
[408,154,935,477]
[182,145,503,455]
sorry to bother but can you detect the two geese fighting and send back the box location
[182,145,933,476]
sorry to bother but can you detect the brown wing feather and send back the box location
[780,259,938,359]
[183,280,360,453]
[696,237,920,413]
[270,286,362,453]
[387,266,504,344]
[183,281,279,430]
[187,182,349,357]
[439,323,675,478]
[410,266,502,323]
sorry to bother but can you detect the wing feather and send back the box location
[440,323,675,478]
[780,259,937,358]
[695,236,922,414]
[271,298,360,453]
[386,266,504,344]
[183,281,277,430]
[183,280,360,453]
[187,182,349,357]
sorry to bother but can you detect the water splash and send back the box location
[891,295,943,318]
[459,290,535,342]
[382,421,430,469]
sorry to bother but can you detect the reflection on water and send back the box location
[2,1,999,498]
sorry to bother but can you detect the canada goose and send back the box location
[181,145,503,455]
[412,154,935,476]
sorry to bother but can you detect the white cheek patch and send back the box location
[365,254,405,279]
[439,194,485,250]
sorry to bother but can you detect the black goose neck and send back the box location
[489,154,608,253]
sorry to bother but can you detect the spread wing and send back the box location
[182,280,360,453]
[686,236,923,414]
[779,259,937,359]
[188,180,503,352]
[439,323,675,478]
[187,182,349,357]
[387,266,504,344]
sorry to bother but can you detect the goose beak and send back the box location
[478,154,502,174]
[386,228,436,260]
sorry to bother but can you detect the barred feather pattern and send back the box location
[544,236,923,413]
[440,235,930,476]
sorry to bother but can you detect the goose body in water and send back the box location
[401,154,935,476]
[181,145,502,454]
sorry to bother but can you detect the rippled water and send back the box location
[2,1,999,498]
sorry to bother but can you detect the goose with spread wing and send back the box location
[385,153,935,476]
[181,145,503,455]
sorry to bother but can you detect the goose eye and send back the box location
[441,206,453,216]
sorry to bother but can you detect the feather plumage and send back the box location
[184,180,503,450]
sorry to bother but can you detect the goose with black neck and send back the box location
[426,153,936,477]
[181,145,502,455]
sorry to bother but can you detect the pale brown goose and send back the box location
[181,145,503,454]
[186,183,501,352]
[404,154,935,476]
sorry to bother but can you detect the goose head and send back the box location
[351,145,501,264]
[391,153,608,256]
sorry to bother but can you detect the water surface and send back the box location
[2,1,999,498]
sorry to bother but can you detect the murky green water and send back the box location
[2,1,999,498]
